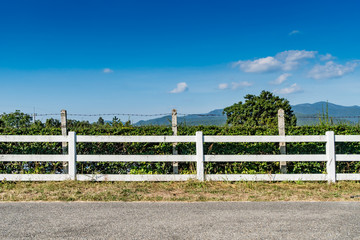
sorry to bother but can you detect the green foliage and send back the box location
[319,101,332,126]
[45,118,60,128]
[96,117,105,125]
[68,119,92,128]
[0,110,32,128]
[112,116,123,127]
[223,90,297,127]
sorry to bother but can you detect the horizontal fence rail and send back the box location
[77,155,196,162]
[0,131,359,182]
[203,135,327,143]
[204,155,327,162]
[0,135,68,142]
[77,135,195,143]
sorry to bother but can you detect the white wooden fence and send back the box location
[1,131,360,182]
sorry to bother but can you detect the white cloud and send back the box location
[218,83,229,90]
[276,50,316,63]
[276,50,317,71]
[234,50,317,73]
[103,68,114,73]
[231,81,253,90]
[320,53,335,61]
[270,73,291,85]
[289,30,300,35]
[308,61,358,79]
[275,83,302,94]
[233,57,283,73]
[170,82,188,93]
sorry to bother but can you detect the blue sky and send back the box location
[1,0,360,121]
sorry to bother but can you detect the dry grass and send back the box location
[1,180,360,202]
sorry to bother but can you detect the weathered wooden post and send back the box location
[278,109,287,173]
[172,109,179,174]
[61,109,68,174]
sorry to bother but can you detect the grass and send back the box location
[0,180,360,202]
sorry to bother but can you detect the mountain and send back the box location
[293,102,360,125]
[134,102,360,126]
[134,109,226,126]
[292,102,360,116]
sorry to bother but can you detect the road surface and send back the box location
[1,202,359,239]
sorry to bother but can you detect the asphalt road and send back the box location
[1,202,359,240]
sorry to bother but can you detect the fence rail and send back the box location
[0,131,360,182]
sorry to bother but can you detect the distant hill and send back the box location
[293,102,360,125]
[135,109,226,126]
[134,102,360,126]
[292,101,360,116]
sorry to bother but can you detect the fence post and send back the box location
[278,109,287,173]
[326,131,336,183]
[68,131,77,180]
[61,109,68,173]
[196,131,204,181]
[32,108,36,124]
[172,109,179,174]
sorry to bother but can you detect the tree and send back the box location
[111,116,123,127]
[67,119,91,128]
[33,120,45,128]
[96,117,105,125]
[0,110,32,128]
[223,90,297,127]
[45,118,61,128]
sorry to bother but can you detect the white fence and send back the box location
[0,131,360,182]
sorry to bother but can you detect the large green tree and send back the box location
[0,110,32,128]
[223,90,297,127]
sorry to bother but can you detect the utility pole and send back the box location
[33,107,36,124]
[61,109,68,174]
[172,109,178,174]
[278,109,287,173]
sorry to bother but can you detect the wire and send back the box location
[34,113,60,116]
[297,116,360,119]
[67,113,171,117]
[177,113,224,117]
[3,111,360,119]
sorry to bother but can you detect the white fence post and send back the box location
[68,131,77,180]
[196,131,204,181]
[172,109,179,174]
[326,131,336,183]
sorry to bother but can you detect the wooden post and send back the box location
[278,109,287,173]
[61,109,68,174]
[196,131,204,181]
[172,109,179,174]
[326,131,336,183]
